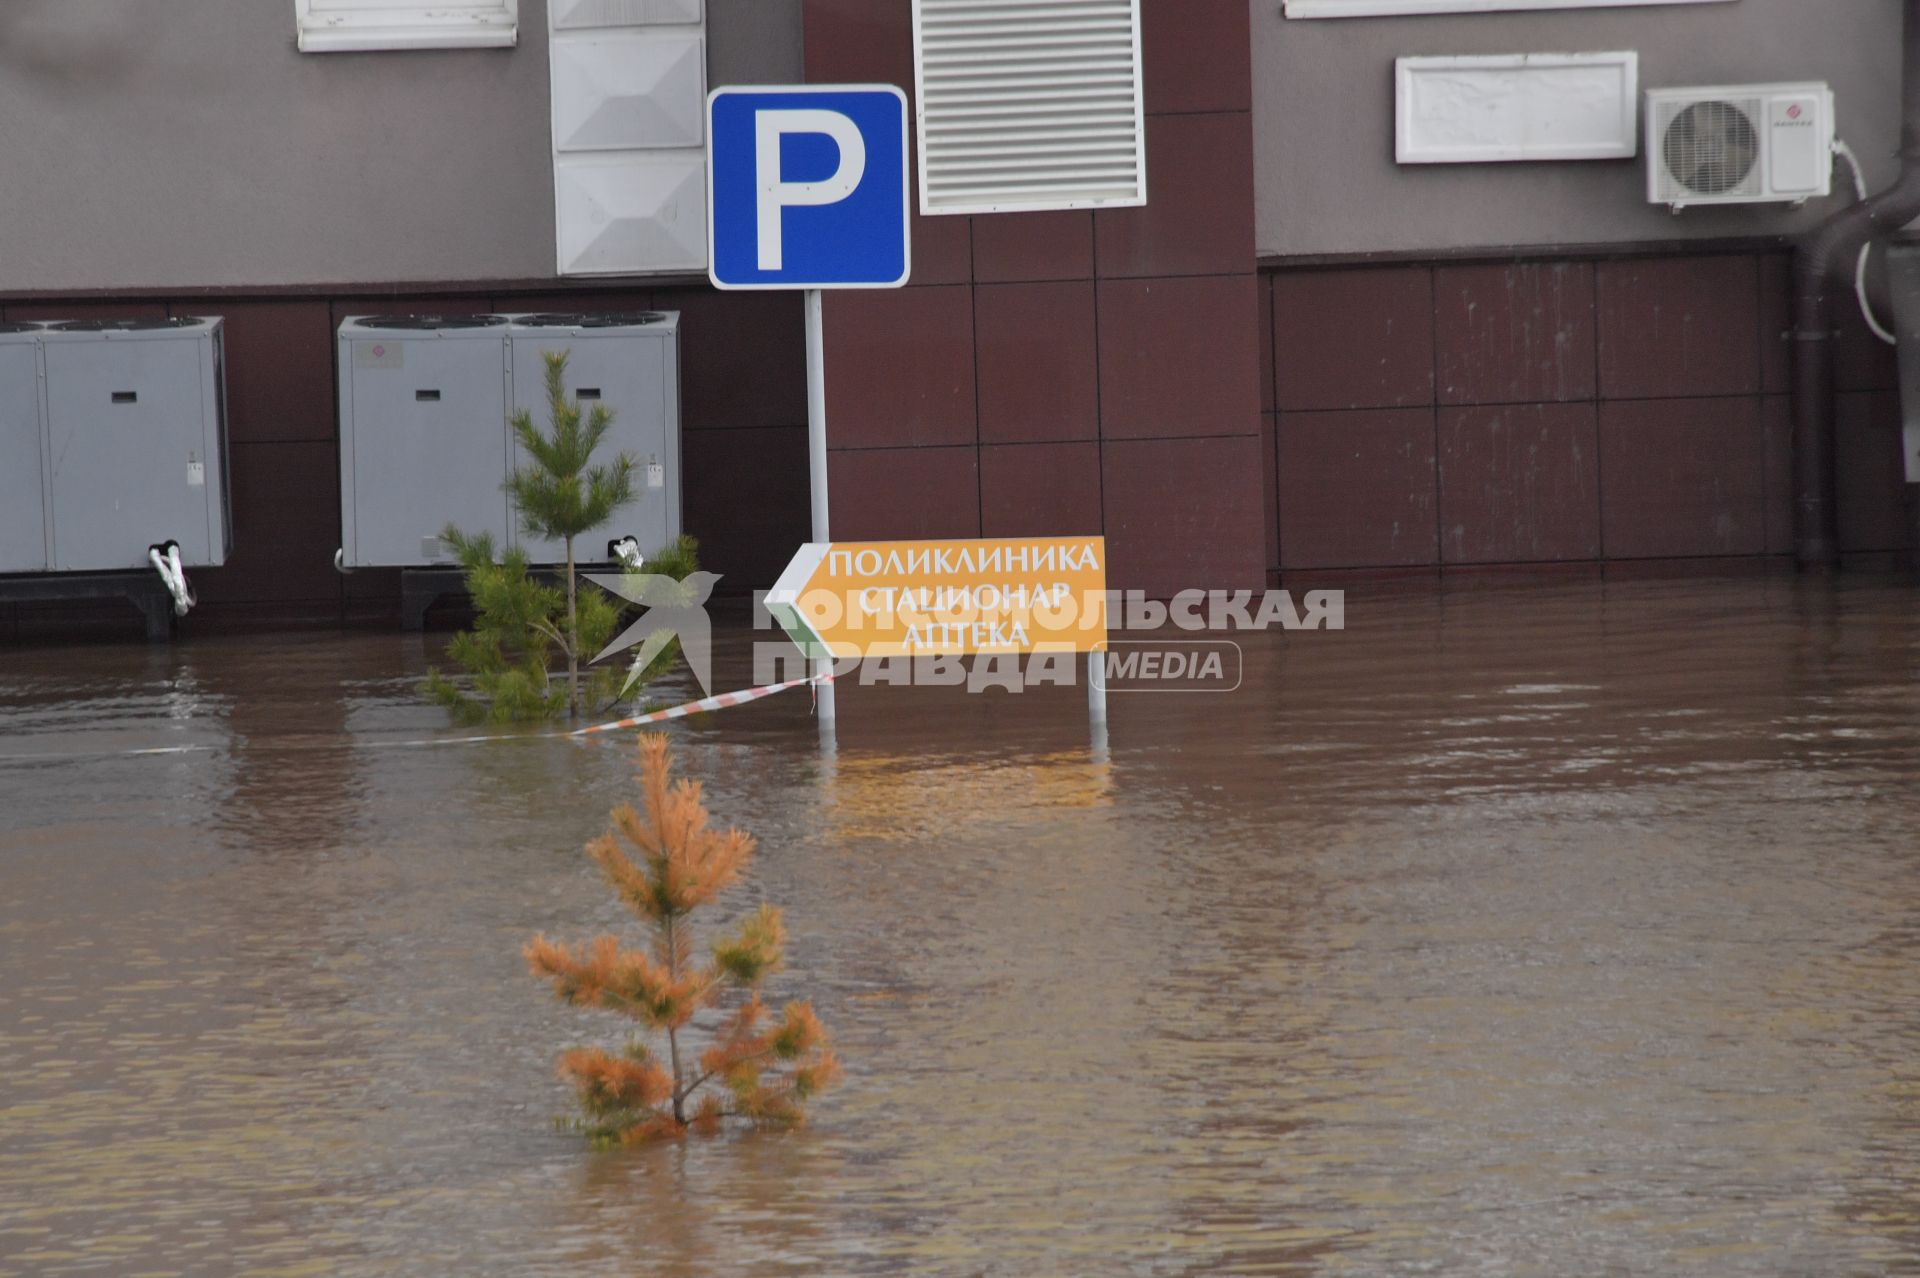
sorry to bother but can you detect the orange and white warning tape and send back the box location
[569,671,832,736]
[0,671,835,764]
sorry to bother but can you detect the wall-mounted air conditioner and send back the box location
[1647,83,1834,209]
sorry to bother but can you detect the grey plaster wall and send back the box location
[1253,0,1905,257]
[0,0,807,292]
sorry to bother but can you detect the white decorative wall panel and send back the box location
[552,0,702,29]
[549,3,707,273]
[555,155,708,275]
[1288,0,1728,15]
[296,0,517,52]
[551,33,706,150]
[1396,52,1639,164]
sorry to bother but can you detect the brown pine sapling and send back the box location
[526,733,840,1144]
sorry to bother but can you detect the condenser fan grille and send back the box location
[1662,99,1761,196]
[49,317,202,332]
[514,312,666,328]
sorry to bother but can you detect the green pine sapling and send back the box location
[509,350,634,718]
[425,349,702,723]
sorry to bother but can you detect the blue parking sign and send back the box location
[707,85,911,291]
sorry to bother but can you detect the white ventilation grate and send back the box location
[911,0,1146,216]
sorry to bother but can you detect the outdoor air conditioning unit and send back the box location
[0,323,48,573]
[30,317,231,572]
[337,314,514,568]
[503,311,682,564]
[337,312,684,569]
[1647,83,1834,209]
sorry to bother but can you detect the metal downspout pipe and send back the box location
[1792,0,1920,569]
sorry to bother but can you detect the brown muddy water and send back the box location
[1,577,1918,1276]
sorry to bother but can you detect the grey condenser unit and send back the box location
[0,323,47,573]
[337,315,513,568]
[336,311,685,568]
[503,311,681,563]
[25,317,231,572]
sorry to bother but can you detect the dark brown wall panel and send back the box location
[1140,0,1251,115]
[1258,273,1276,414]
[192,441,342,608]
[216,301,337,445]
[823,285,977,449]
[980,442,1103,539]
[1760,395,1794,555]
[1261,412,1280,571]
[1598,397,1766,558]
[328,296,493,327]
[1094,112,1256,279]
[4,301,168,322]
[666,289,807,431]
[1832,302,1901,394]
[1278,407,1438,569]
[1596,255,1760,400]
[906,210,975,288]
[972,211,1093,285]
[976,282,1100,444]
[1103,435,1266,596]
[827,446,981,541]
[802,0,910,85]
[1097,274,1261,440]
[495,289,654,315]
[1274,266,1434,412]
[681,425,810,587]
[1437,403,1600,564]
[1758,253,1791,397]
[1834,390,1909,553]
[1434,262,1596,406]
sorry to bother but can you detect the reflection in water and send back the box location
[1,577,1918,1275]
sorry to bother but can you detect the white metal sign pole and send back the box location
[804,287,836,732]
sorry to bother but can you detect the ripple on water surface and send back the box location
[1,579,1918,1275]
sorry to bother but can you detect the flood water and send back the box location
[2,576,1918,1276]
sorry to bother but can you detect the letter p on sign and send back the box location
[708,85,911,290]
[754,110,866,270]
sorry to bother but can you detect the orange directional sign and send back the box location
[767,537,1108,659]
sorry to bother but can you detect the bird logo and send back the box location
[586,569,723,698]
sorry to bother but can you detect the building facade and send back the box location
[0,0,1910,635]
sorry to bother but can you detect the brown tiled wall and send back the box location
[1263,252,1911,575]
[802,0,1268,597]
[0,286,811,635]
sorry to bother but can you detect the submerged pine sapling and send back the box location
[507,350,634,718]
[423,345,703,723]
[526,733,840,1143]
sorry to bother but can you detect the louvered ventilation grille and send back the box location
[912,0,1146,215]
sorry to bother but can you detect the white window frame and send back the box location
[295,0,517,52]
[1285,0,1730,17]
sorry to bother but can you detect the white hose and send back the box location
[1834,139,1900,346]
[149,542,194,616]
